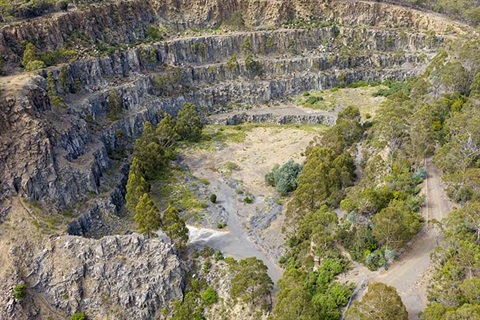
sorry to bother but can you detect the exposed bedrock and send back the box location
[1,231,184,319]
[0,0,465,64]
[0,0,464,232]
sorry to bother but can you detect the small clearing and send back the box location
[180,124,325,283]
[296,85,387,118]
[184,124,324,196]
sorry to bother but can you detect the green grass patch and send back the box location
[199,178,210,185]
[150,165,207,219]
[193,123,328,151]
[297,91,329,110]
[297,85,388,118]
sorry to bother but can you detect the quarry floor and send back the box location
[180,87,453,318]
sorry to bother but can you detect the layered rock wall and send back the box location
[0,0,464,224]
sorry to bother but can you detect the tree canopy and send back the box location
[175,102,204,142]
[134,193,162,236]
[231,257,273,310]
[163,204,189,248]
[346,282,408,320]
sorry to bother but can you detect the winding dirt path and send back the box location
[372,161,452,318]
[342,160,453,319]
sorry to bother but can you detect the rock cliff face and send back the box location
[0,0,469,318]
[26,234,184,320]
[0,0,466,65]
[0,7,450,218]
[209,112,336,126]
[0,199,184,320]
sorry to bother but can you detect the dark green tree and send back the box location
[450,304,480,318]
[335,106,363,146]
[291,147,354,216]
[297,205,339,254]
[174,103,203,142]
[107,90,123,121]
[125,157,150,213]
[439,61,469,94]
[292,147,338,213]
[346,282,408,320]
[163,205,189,248]
[372,206,411,250]
[134,193,162,236]
[460,278,480,304]
[435,108,480,174]
[172,292,203,320]
[22,42,37,67]
[231,257,273,309]
[58,66,69,93]
[271,286,316,320]
[156,113,179,148]
[134,121,166,179]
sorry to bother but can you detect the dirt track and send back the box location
[341,160,453,319]
[183,124,453,318]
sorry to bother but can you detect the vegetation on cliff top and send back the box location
[269,35,480,319]
[126,102,203,246]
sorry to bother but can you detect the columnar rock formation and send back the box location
[0,0,468,318]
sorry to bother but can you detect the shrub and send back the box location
[200,287,218,305]
[146,25,164,41]
[413,167,428,182]
[224,11,245,30]
[242,38,252,53]
[70,312,88,320]
[214,250,224,261]
[227,54,239,71]
[265,159,303,195]
[224,162,238,171]
[200,246,215,257]
[244,196,253,204]
[305,95,323,105]
[365,249,386,270]
[373,81,410,97]
[203,260,212,272]
[40,48,77,67]
[13,284,27,300]
[331,25,340,38]
[24,60,45,71]
[14,0,55,19]
[210,194,217,203]
[245,54,262,76]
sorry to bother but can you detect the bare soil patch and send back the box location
[184,125,324,195]
[179,124,325,281]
